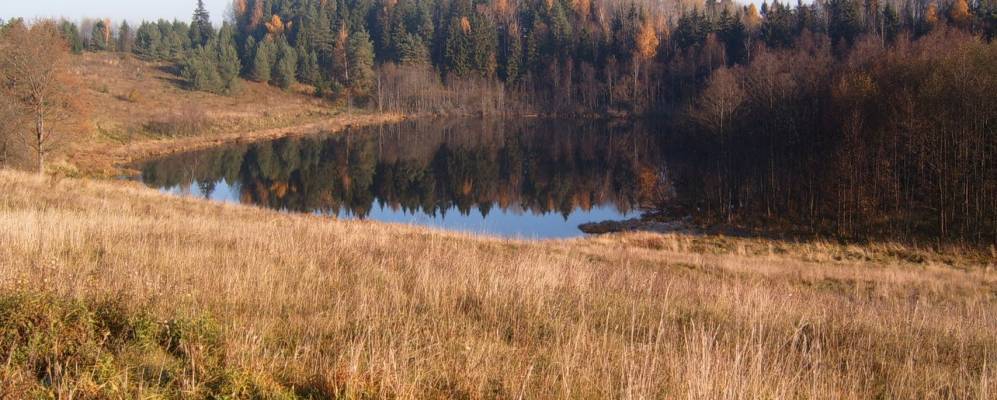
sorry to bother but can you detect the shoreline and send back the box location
[69,112,407,177]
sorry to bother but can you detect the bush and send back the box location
[0,292,299,398]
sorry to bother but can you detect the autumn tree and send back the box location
[0,21,87,173]
[634,18,659,109]
[948,0,972,28]
[691,66,745,139]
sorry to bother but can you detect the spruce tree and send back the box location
[444,16,473,76]
[181,41,223,93]
[397,32,429,65]
[190,0,214,47]
[134,22,161,58]
[217,24,242,93]
[59,21,84,54]
[274,40,298,89]
[118,21,133,53]
[348,28,375,103]
[90,20,110,51]
[252,38,276,83]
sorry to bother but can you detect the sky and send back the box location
[0,0,230,25]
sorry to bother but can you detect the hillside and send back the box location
[0,169,993,398]
[61,53,402,176]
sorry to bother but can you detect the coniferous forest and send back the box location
[2,0,996,242]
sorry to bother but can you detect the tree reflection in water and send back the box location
[139,118,667,238]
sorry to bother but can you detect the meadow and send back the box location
[0,170,993,398]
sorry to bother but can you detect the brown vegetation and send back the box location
[0,169,993,398]
[0,21,87,173]
[57,52,401,176]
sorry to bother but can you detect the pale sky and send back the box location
[0,0,230,25]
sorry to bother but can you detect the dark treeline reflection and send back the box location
[140,119,666,222]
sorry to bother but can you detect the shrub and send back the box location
[0,293,301,398]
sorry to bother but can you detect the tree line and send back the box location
[32,0,994,114]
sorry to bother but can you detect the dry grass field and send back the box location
[60,53,402,177]
[0,170,994,399]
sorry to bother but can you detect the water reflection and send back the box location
[139,118,664,238]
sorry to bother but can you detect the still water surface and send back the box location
[138,118,663,238]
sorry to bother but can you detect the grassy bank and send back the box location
[0,170,993,398]
[60,53,403,176]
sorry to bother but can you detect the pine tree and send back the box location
[217,23,242,93]
[241,35,257,74]
[444,16,473,76]
[252,38,276,82]
[828,0,862,47]
[499,24,522,82]
[59,21,84,54]
[298,49,321,84]
[118,21,133,53]
[397,32,429,65]
[181,41,223,93]
[191,0,214,47]
[348,28,375,103]
[90,19,110,51]
[274,39,298,89]
[134,22,161,58]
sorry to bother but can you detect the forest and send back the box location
[2,0,995,241]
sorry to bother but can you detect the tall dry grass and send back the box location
[0,170,994,398]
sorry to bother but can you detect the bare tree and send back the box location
[0,20,86,174]
[691,66,745,139]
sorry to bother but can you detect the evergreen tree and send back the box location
[882,3,901,43]
[274,39,298,89]
[499,24,522,82]
[828,0,863,47]
[348,28,375,103]
[252,38,276,82]
[397,32,429,65]
[91,19,110,51]
[241,35,257,74]
[217,23,242,93]
[134,22,161,58]
[181,41,223,93]
[444,16,473,76]
[298,48,321,84]
[59,21,84,54]
[117,21,133,53]
[190,0,214,47]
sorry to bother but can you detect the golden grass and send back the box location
[0,169,994,398]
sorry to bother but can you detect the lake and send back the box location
[137,118,665,238]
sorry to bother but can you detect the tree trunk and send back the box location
[36,112,45,175]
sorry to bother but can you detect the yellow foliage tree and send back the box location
[265,15,292,37]
[631,18,659,107]
[924,4,939,28]
[948,0,971,27]
[743,4,762,32]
